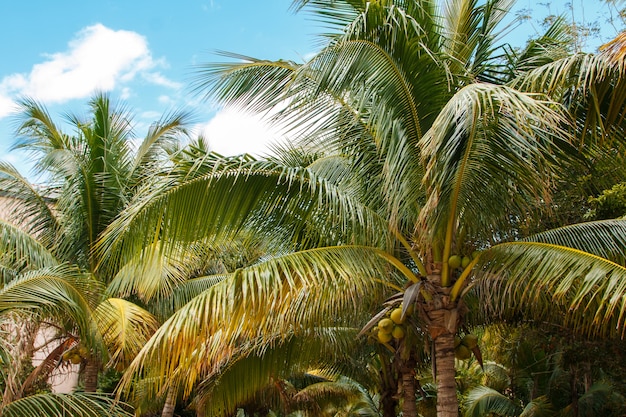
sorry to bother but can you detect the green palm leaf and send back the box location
[93,298,159,368]
[0,219,58,279]
[192,328,363,417]
[97,155,390,271]
[0,266,102,348]
[525,219,626,264]
[1,393,132,417]
[120,245,401,400]
[419,82,570,284]
[463,385,521,417]
[0,162,60,246]
[473,240,626,338]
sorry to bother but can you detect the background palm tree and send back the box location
[99,2,626,417]
[0,92,189,394]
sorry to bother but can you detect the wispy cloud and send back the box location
[0,24,180,119]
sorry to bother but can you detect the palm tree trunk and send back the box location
[161,386,177,417]
[379,353,398,417]
[399,359,418,417]
[83,358,99,392]
[433,332,458,417]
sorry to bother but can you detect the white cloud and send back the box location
[0,24,180,116]
[196,107,286,157]
[0,93,17,119]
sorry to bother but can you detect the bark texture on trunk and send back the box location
[400,360,418,417]
[422,266,461,417]
[161,386,177,417]
[433,332,458,417]
[83,358,99,392]
[379,360,398,417]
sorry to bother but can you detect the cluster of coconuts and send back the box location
[448,250,481,270]
[454,333,478,360]
[375,304,413,344]
[62,344,89,365]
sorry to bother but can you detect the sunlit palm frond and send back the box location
[519,396,553,417]
[12,97,72,159]
[524,219,626,265]
[0,162,59,244]
[462,385,521,417]
[94,298,159,368]
[192,52,300,114]
[192,328,363,417]
[157,274,229,316]
[512,45,626,146]
[473,241,626,338]
[289,0,362,39]
[105,243,188,301]
[1,392,133,417]
[97,155,390,272]
[120,245,401,401]
[510,15,573,76]
[0,266,102,348]
[130,110,192,187]
[0,219,58,278]
[418,83,570,284]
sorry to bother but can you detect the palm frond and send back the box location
[130,110,192,187]
[524,219,626,265]
[518,395,553,417]
[96,155,390,273]
[418,82,570,284]
[0,219,58,279]
[192,328,364,417]
[462,385,520,417]
[119,245,401,401]
[512,45,626,146]
[0,265,102,347]
[0,162,60,245]
[473,240,626,338]
[93,298,159,369]
[1,392,133,417]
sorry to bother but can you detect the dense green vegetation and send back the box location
[2,1,626,417]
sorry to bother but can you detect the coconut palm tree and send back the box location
[100,1,626,416]
[0,92,190,393]
[0,230,132,416]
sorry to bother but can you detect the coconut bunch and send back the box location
[62,344,90,365]
[453,333,482,365]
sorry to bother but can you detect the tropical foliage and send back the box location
[3,2,626,417]
[91,1,626,417]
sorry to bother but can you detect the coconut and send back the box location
[390,308,404,324]
[455,344,471,360]
[462,334,478,349]
[378,330,393,343]
[448,255,462,269]
[454,336,462,348]
[378,318,394,333]
[461,256,471,268]
[391,326,405,340]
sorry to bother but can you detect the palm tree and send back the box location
[0,93,190,393]
[0,230,133,416]
[101,1,626,416]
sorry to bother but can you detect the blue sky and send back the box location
[0,1,622,176]
[0,1,321,174]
